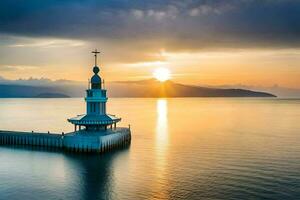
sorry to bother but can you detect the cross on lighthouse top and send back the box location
[92,49,100,66]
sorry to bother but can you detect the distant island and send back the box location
[34,93,70,98]
[109,79,276,97]
[0,79,276,98]
[0,84,70,98]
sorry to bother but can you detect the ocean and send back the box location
[0,98,299,200]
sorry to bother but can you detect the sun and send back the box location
[153,68,171,82]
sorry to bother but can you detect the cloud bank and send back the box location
[0,0,299,51]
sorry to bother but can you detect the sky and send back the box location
[0,0,300,89]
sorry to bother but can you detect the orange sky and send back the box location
[1,42,299,89]
[1,1,300,89]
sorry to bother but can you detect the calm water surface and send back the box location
[0,98,299,200]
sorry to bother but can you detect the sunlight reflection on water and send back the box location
[0,98,300,200]
[154,99,169,200]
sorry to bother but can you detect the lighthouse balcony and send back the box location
[86,89,106,98]
[85,97,108,102]
[68,114,121,126]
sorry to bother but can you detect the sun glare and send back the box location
[153,68,171,82]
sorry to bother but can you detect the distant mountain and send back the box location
[34,93,70,98]
[0,78,276,98]
[212,84,300,98]
[107,79,276,97]
[0,77,86,97]
[0,84,76,98]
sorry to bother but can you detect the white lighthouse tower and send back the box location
[64,49,131,153]
[68,49,121,132]
[0,49,131,153]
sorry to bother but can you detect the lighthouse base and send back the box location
[0,127,131,154]
[63,128,131,153]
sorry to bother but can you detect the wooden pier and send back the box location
[0,51,132,154]
[0,128,131,153]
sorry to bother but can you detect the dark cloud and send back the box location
[0,0,299,51]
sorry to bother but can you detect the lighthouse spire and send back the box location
[92,49,100,66]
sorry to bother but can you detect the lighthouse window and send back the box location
[90,103,96,113]
[96,103,99,113]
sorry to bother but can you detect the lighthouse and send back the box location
[68,49,121,132]
[62,49,131,152]
[0,49,131,153]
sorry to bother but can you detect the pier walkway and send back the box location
[0,128,131,153]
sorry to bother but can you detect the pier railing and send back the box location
[0,128,131,154]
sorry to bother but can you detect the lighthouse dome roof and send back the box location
[91,65,101,84]
[91,74,101,83]
[93,66,100,74]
